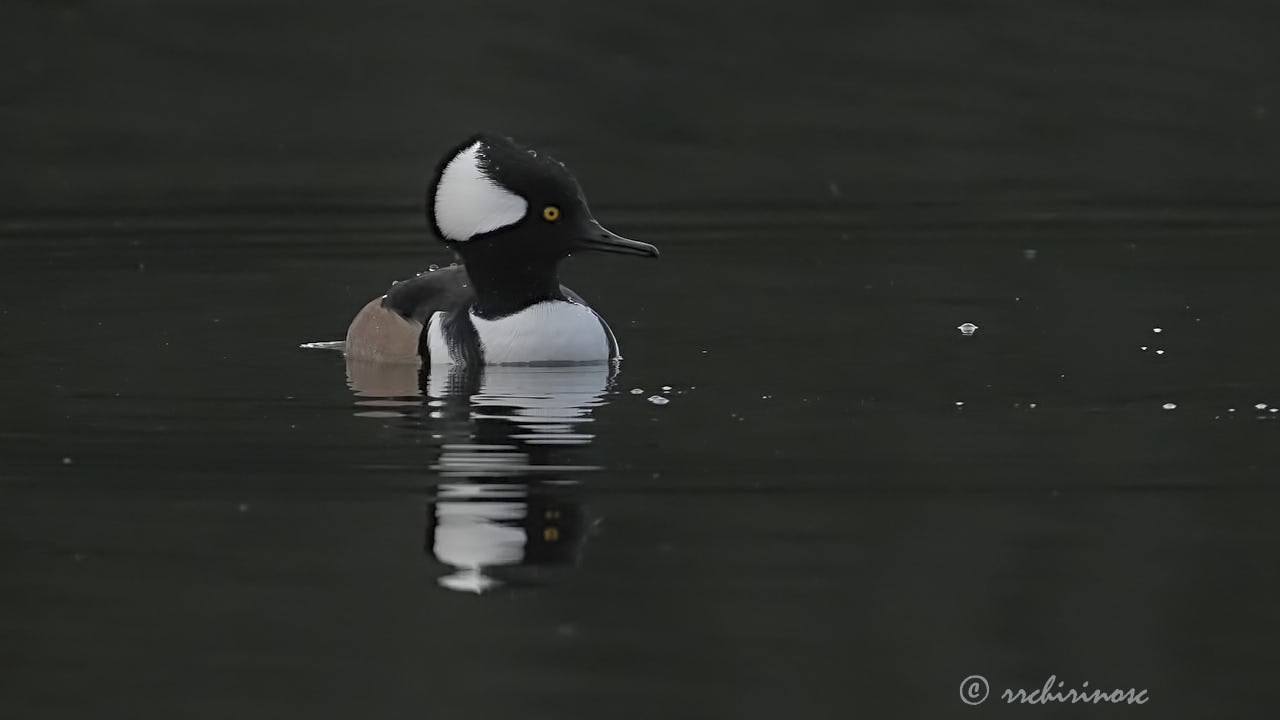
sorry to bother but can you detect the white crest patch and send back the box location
[434,141,528,242]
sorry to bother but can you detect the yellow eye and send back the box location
[542,205,560,222]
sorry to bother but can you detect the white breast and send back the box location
[426,301,611,365]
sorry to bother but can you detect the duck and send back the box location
[345,133,659,366]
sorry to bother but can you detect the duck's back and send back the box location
[344,265,618,365]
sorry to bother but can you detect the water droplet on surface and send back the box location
[647,395,669,405]
[957,322,978,336]
[1162,403,1177,410]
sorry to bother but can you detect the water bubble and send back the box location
[1155,349,1165,355]
[647,395,669,405]
[1153,327,1163,333]
[1023,249,1037,260]
[629,388,643,395]
[1256,403,1268,410]
[1029,403,1038,409]
[661,385,672,391]
[1140,346,1148,351]
[428,263,440,271]
[61,457,73,465]
[1162,403,1177,410]
[957,322,979,336]
[955,401,965,407]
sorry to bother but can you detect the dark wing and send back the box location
[345,266,475,363]
[382,265,476,323]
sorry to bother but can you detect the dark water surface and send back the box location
[3,207,1280,718]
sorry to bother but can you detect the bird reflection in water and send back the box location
[346,358,611,593]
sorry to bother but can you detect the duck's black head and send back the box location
[426,133,659,267]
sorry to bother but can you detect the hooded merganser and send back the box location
[345,133,659,366]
